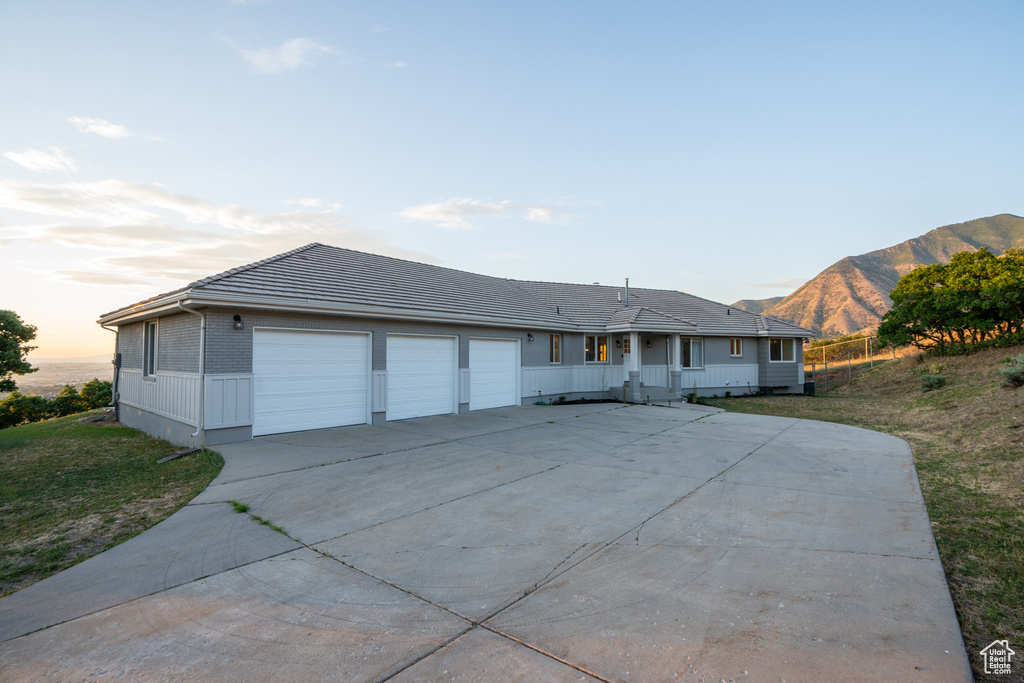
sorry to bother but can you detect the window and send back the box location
[681,337,703,368]
[585,335,608,363]
[730,338,742,357]
[549,334,561,364]
[769,338,795,362]
[143,320,158,376]
[622,336,630,353]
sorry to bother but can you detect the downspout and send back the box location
[177,302,206,445]
[99,323,120,421]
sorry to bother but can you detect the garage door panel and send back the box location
[253,329,369,436]
[387,336,456,421]
[469,339,519,411]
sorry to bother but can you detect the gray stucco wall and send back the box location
[704,336,756,365]
[757,337,804,388]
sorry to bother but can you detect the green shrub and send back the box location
[47,385,88,417]
[921,374,947,392]
[998,354,1024,387]
[81,379,113,408]
[927,362,945,375]
[0,392,49,429]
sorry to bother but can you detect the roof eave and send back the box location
[99,290,582,331]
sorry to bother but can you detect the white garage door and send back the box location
[253,329,369,437]
[470,339,519,410]
[387,335,456,421]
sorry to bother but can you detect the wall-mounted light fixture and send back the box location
[233,315,244,330]
[527,333,534,342]
[615,339,622,348]
[645,340,652,348]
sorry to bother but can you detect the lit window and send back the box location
[769,338,795,362]
[143,320,158,376]
[549,334,561,364]
[730,338,742,357]
[622,337,630,353]
[681,337,703,368]
[585,335,608,363]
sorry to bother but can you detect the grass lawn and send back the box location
[720,345,1024,682]
[0,410,222,596]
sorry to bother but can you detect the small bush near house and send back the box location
[999,354,1024,387]
[921,374,947,392]
[81,379,113,408]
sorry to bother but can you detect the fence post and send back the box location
[868,338,873,368]
[823,361,828,392]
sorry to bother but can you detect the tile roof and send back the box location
[101,243,811,336]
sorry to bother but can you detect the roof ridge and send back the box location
[638,306,692,325]
[188,243,323,289]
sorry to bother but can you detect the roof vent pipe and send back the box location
[625,278,630,308]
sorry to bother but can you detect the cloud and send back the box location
[3,147,77,172]
[398,197,578,229]
[242,38,336,74]
[54,270,152,286]
[384,61,407,68]
[68,117,132,139]
[742,277,808,289]
[287,198,322,208]
[0,177,430,288]
[490,252,523,259]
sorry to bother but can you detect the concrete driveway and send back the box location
[0,403,971,681]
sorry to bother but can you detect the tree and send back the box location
[0,310,38,392]
[81,378,113,408]
[0,391,49,429]
[47,385,88,417]
[878,248,1024,351]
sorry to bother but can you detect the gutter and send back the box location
[176,302,206,445]
[99,322,120,422]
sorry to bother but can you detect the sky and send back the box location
[1,1,1022,360]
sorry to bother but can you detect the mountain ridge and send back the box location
[732,214,1024,337]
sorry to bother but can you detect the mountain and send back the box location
[731,296,784,315]
[732,214,1024,338]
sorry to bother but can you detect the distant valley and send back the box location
[733,213,1024,338]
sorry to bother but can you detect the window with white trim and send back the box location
[143,320,158,376]
[769,338,795,362]
[681,337,703,368]
[730,338,742,357]
[549,334,561,364]
[585,335,608,363]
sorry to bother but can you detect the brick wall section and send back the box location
[156,313,200,373]
[202,308,557,374]
[118,322,144,370]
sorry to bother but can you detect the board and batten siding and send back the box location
[118,369,200,426]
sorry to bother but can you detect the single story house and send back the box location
[97,243,812,447]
